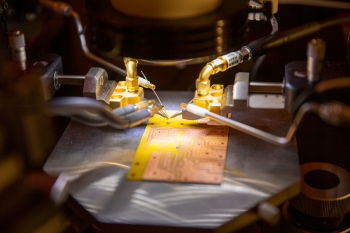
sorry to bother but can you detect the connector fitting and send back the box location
[135,99,156,110]
[124,58,139,92]
[39,0,72,16]
[148,105,164,117]
[196,50,245,96]
[196,64,214,96]
[238,47,252,62]
[180,102,188,109]
[146,83,156,90]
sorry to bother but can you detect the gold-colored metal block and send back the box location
[109,81,144,109]
[193,84,224,115]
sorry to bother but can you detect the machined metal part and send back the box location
[195,64,214,96]
[44,91,299,233]
[282,201,350,233]
[220,73,284,116]
[233,72,249,110]
[109,81,144,109]
[283,163,350,232]
[195,48,251,96]
[221,85,234,117]
[307,38,326,84]
[8,30,26,71]
[289,162,350,218]
[124,58,139,92]
[83,67,117,105]
[237,47,252,62]
[215,72,250,114]
[31,54,63,101]
[193,84,224,115]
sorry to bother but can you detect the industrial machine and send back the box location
[0,0,349,232]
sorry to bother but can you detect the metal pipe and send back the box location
[68,10,126,76]
[183,102,320,146]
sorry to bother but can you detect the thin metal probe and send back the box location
[170,98,194,118]
[141,71,169,119]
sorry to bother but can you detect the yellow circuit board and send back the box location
[127,111,229,184]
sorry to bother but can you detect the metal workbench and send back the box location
[44,91,300,233]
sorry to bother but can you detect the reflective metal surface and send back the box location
[44,91,300,232]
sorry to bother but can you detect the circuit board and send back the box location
[127,111,229,184]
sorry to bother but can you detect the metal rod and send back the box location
[55,74,85,85]
[249,82,283,94]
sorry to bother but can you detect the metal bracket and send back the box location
[83,67,117,105]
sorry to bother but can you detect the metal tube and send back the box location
[184,102,320,146]
[68,10,126,76]
[68,10,156,89]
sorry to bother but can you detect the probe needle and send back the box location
[169,98,194,119]
[141,71,169,119]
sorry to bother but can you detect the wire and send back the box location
[250,15,278,80]
[246,14,350,58]
[279,0,350,9]
[47,97,151,129]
